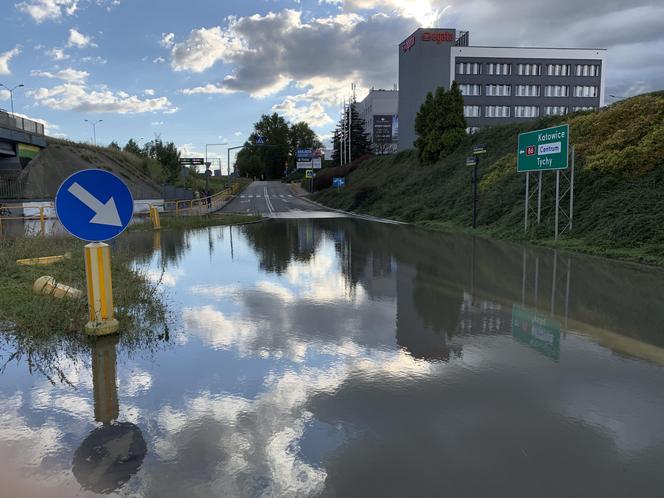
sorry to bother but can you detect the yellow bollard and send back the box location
[39,206,45,235]
[17,252,72,266]
[149,206,161,230]
[84,242,119,336]
[33,275,83,299]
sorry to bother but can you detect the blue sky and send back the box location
[2,0,662,166]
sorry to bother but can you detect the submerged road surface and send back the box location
[222,180,343,218]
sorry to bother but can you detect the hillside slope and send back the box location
[314,93,664,263]
[18,138,164,199]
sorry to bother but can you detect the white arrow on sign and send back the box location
[519,150,525,155]
[68,182,123,227]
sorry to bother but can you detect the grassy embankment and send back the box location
[314,93,664,265]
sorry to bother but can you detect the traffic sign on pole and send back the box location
[55,169,134,242]
[517,124,569,173]
[256,136,266,145]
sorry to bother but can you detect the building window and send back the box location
[485,105,510,118]
[485,84,511,96]
[544,85,569,97]
[544,106,568,116]
[515,85,540,97]
[466,127,481,135]
[572,106,596,112]
[486,63,512,75]
[546,64,571,76]
[574,85,598,97]
[463,105,481,117]
[575,64,600,77]
[514,106,540,118]
[459,84,481,96]
[457,62,482,75]
[517,63,541,76]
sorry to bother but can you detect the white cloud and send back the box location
[180,83,237,96]
[15,0,78,23]
[80,55,107,64]
[0,89,10,101]
[152,56,166,64]
[144,88,155,96]
[45,47,69,61]
[233,131,242,137]
[160,32,175,48]
[0,46,21,75]
[28,83,176,114]
[30,67,89,83]
[336,0,446,26]
[67,28,96,48]
[273,98,333,128]
[151,120,164,126]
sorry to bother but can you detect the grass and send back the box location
[313,92,664,266]
[0,235,168,383]
[129,213,263,232]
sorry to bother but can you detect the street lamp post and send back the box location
[0,83,24,115]
[85,119,103,146]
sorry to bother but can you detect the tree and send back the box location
[288,121,322,169]
[414,82,467,164]
[143,137,180,181]
[123,138,144,157]
[108,141,121,151]
[332,102,372,165]
[236,113,322,180]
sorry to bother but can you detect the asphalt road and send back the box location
[221,181,344,218]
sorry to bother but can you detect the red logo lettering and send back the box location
[421,32,454,44]
[400,35,416,53]
[526,146,536,156]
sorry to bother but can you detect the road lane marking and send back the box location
[263,187,275,213]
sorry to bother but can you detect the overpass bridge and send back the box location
[0,110,47,198]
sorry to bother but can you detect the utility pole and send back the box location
[85,119,103,146]
[341,99,346,166]
[0,83,24,115]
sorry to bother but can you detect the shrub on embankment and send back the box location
[313,92,664,262]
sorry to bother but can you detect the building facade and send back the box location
[356,89,399,154]
[398,28,606,150]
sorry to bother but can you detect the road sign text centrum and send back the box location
[517,124,569,173]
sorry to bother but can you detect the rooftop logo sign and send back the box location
[400,35,416,53]
[421,31,455,44]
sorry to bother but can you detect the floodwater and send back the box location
[1,219,664,497]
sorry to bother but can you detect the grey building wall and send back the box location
[398,28,456,151]
[357,89,399,153]
[456,56,603,128]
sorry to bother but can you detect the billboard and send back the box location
[373,115,393,143]
[296,148,313,169]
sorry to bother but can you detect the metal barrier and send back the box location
[0,182,244,235]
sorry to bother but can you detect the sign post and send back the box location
[517,124,570,238]
[55,169,134,336]
[468,144,486,229]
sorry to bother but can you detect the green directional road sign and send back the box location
[517,124,569,173]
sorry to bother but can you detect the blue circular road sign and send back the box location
[55,169,134,242]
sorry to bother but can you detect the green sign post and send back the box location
[518,124,574,239]
[511,305,561,360]
[517,124,569,173]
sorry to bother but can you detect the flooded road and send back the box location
[1,219,664,497]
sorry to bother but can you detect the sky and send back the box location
[1,0,663,166]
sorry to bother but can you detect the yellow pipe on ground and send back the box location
[17,252,72,266]
[33,275,83,299]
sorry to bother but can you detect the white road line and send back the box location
[288,194,293,198]
[263,186,275,213]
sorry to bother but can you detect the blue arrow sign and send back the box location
[256,135,266,145]
[55,169,134,241]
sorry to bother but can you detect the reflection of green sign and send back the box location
[517,124,569,173]
[511,305,561,360]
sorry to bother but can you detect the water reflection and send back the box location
[72,336,147,494]
[2,219,664,496]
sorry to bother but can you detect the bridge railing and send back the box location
[0,111,45,136]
